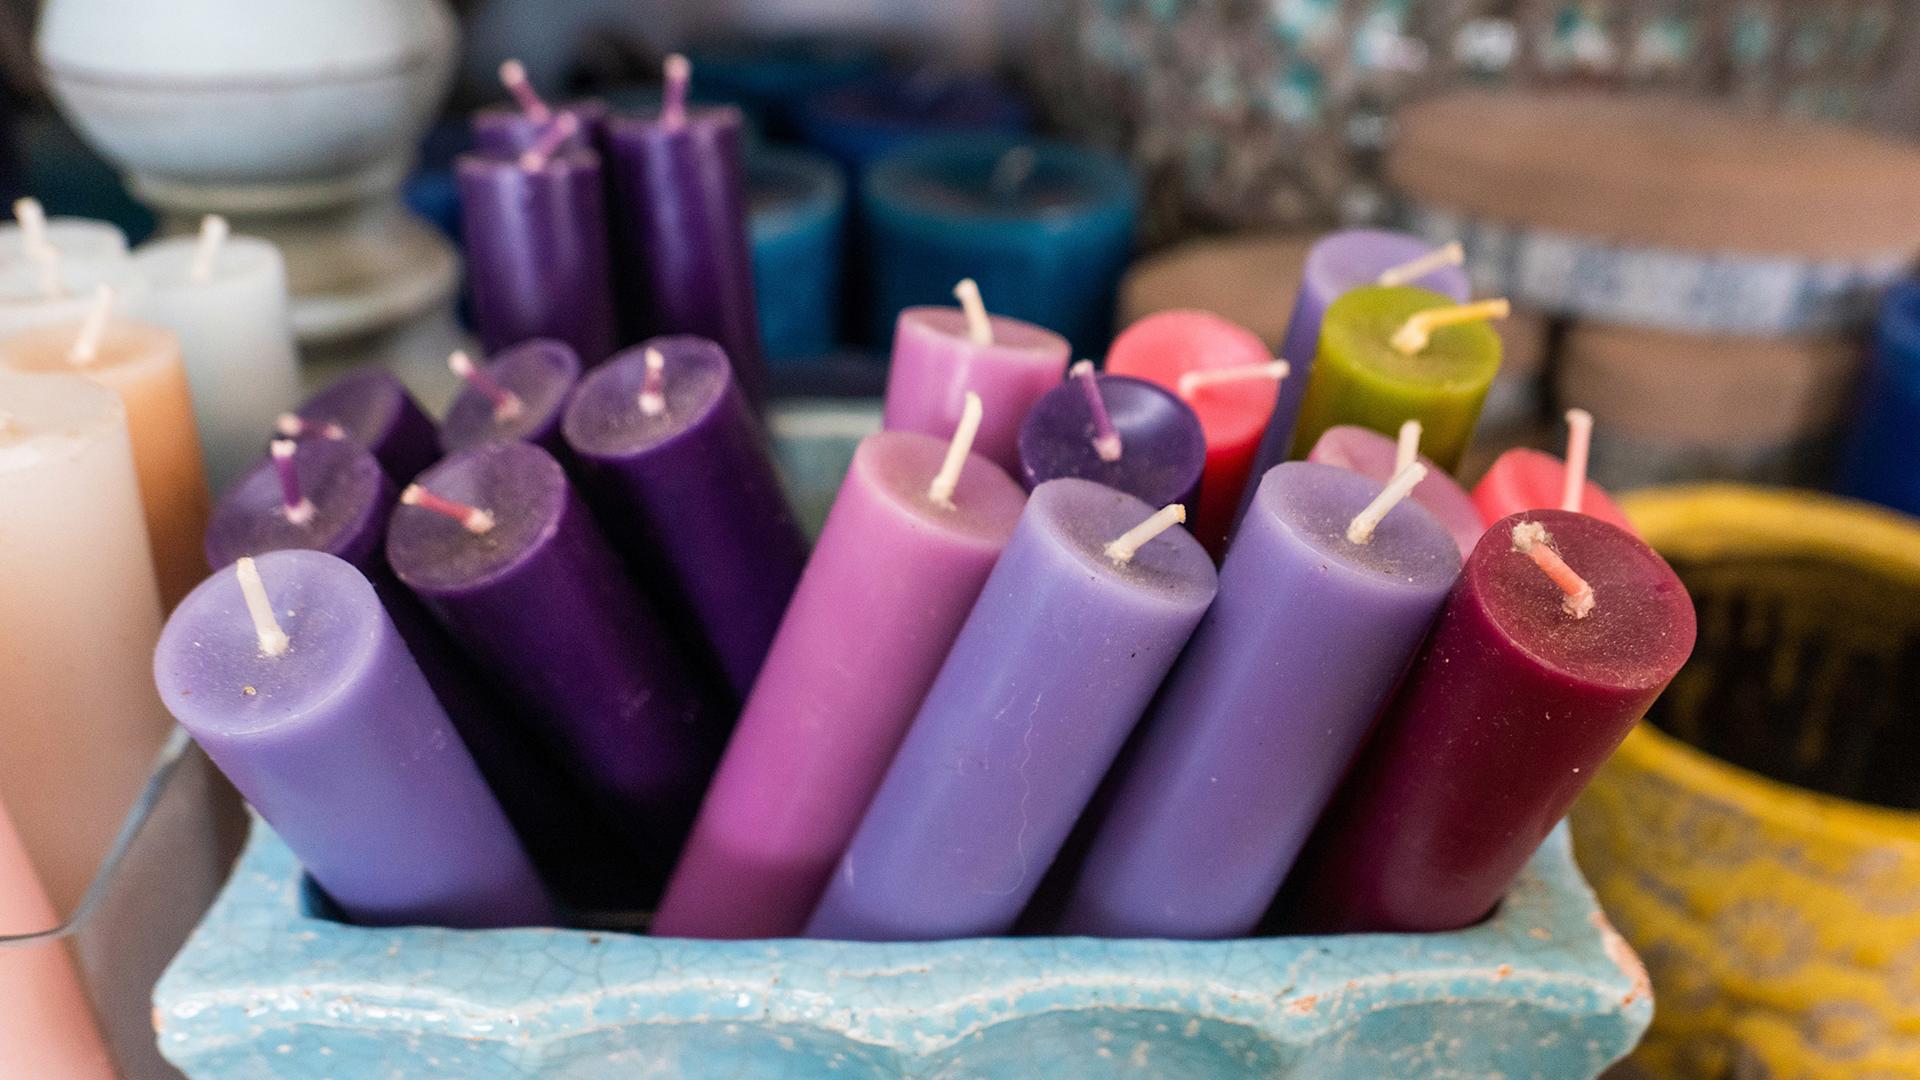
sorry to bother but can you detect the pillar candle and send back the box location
[563,336,805,698]
[133,222,301,492]
[1018,365,1205,510]
[806,481,1216,942]
[685,38,883,138]
[1307,425,1486,558]
[795,71,1029,177]
[1474,441,1635,536]
[470,60,608,158]
[0,800,115,1080]
[1105,310,1280,555]
[747,145,846,363]
[387,441,722,859]
[1279,510,1695,934]
[155,551,554,928]
[0,200,127,263]
[440,340,581,460]
[0,306,210,606]
[882,286,1071,474]
[283,366,440,483]
[0,256,147,342]
[653,424,1028,939]
[0,370,173,914]
[605,57,768,405]
[1840,278,1920,514]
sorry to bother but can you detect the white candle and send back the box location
[0,206,128,266]
[0,256,148,341]
[0,370,173,914]
[133,225,299,490]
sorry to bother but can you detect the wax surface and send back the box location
[1106,310,1276,555]
[0,216,126,262]
[470,98,609,158]
[294,367,440,483]
[155,551,552,929]
[807,479,1216,941]
[1280,510,1695,934]
[441,338,582,459]
[795,71,1029,172]
[653,432,1026,939]
[204,438,390,572]
[883,306,1070,473]
[564,336,806,698]
[1018,372,1205,510]
[747,146,846,362]
[1473,447,1636,535]
[0,257,147,341]
[0,803,114,1079]
[1054,462,1460,939]
[1308,425,1486,558]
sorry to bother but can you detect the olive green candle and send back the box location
[1289,286,1503,472]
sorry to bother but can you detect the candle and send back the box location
[747,145,845,363]
[0,246,148,345]
[132,215,301,491]
[685,37,883,137]
[861,135,1137,353]
[469,59,608,158]
[456,129,619,365]
[795,70,1029,176]
[0,370,173,914]
[882,279,1071,474]
[605,56,768,405]
[0,802,115,1079]
[1105,310,1282,555]
[562,336,805,699]
[805,482,1215,941]
[1051,461,1460,939]
[1307,423,1485,558]
[1279,510,1695,934]
[653,412,1028,939]
[0,293,211,605]
[387,441,722,860]
[1473,408,1635,534]
[1,197,126,263]
[281,366,440,483]
[439,342,580,460]
[1243,231,1469,519]
[1839,278,1920,514]
[155,552,554,928]
[1018,363,1205,510]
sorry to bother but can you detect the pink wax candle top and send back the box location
[1307,424,1486,558]
[440,341,583,458]
[1473,409,1635,535]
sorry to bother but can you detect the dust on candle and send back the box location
[1511,521,1595,619]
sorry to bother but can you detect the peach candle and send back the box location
[0,798,115,1079]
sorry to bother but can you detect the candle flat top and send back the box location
[1027,478,1216,607]
[563,337,729,458]
[1309,425,1485,557]
[386,441,567,593]
[1254,462,1461,589]
[898,307,1069,358]
[0,254,140,306]
[454,146,602,178]
[0,218,127,263]
[1305,228,1469,304]
[441,340,580,453]
[134,233,279,291]
[204,439,388,570]
[868,139,1134,222]
[1321,286,1501,390]
[1476,448,1635,536]
[858,431,1026,550]
[746,149,843,218]
[1018,375,1205,507]
[1106,310,1276,445]
[0,319,177,379]
[298,369,416,452]
[0,369,123,472]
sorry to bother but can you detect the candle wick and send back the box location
[67,284,114,365]
[269,439,317,526]
[1347,462,1429,545]
[1395,418,1423,476]
[276,412,346,441]
[189,214,229,284]
[234,557,291,658]
[401,484,497,535]
[1071,361,1123,462]
[1105,504,1187,565]
[517,112,580,172]
[927,391,984,510]
[1390,298,1511,356]
[639,346,669,417]
[1561,408,1594,514]
[12,196,50,262]
[449,350,525,422]
[1178,360,1291,399]
[1512,521,1596,619]
[1376,241,1465,288]
[498,59,551,123]
[952,278,993,347]
[662,53,692,129]
[989,145,1037,199]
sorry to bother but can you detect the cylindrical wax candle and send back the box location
[653,428,1028,939]
[1280,510,1695,934]
[133,225,301,492]
[285,366,440,483]
[0,370,172,914]
[1018,367,1205,510]
[806,481,1216,942]
[685,37,882,137]
[1105,310,1279,555]
[883,295,1071,475]
[795,71,1030,177]
[0,800,115,1079]
[0,203,126,263]
[388,442,721,857]
[1308,425,1485,559]
[155,552,553,928]
[747,146,845,363]
[1053,462,1461,939]
[0,252,147,342]
[1474,449,1634,534]
[440,340,581,460]
[1838,279,1920,514]
[0,311,210,607]
[469,61,608,159]
[563,336,805,698]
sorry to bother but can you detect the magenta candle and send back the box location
[284,367,440,484]
[440,341,582,460]
[1307,424,1486,558]
[652,424,1027,939]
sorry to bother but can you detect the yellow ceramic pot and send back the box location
[1572,485,1920,1079]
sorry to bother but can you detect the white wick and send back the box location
[449,350,524,422]
[1105,504,1187,565]
[1561,407,1594,514]
[234,556,291,658]
[276,412,346,441]
[1178,360,1290,400]
[1395,418,1423,476]
[639,347,669,416]
[12,197,49,260]
[67,285,114,365]
[1346,462,1428,545]
[189,214,229,284]
[1376,241,1465,288]
[953,278,993,347]
[1512,520,1596,619]
[401,484,497,535]
[927,391,984,510]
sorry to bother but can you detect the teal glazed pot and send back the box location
[153,818,1648,1078]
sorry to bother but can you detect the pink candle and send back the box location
[0,801,114,1079]
[1472,408,1635,534]
[1307,423,1486,558]
[653,402,1027,938]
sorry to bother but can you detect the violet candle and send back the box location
[1018,363,1205,510]
[470,60,608,158]
[283,367,440,484]
[440,341,582,460]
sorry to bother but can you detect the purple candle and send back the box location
[280,367,440,484]
[1052,461,1460,939]
[440,342,581,460]
[470,59,609,158]
[806,482,1215,942]
[155,551,552,928]
[1307,423,1486,559]
[1018,362,1205,509]
[387,442,721,860]
[562,336,805,698]
[605,56,768,405]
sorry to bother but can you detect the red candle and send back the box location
[1278,509,1695,933]
[1473,408,1635,534]
[1104,310,1281,555]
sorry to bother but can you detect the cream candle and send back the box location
[0,799,115,1079]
